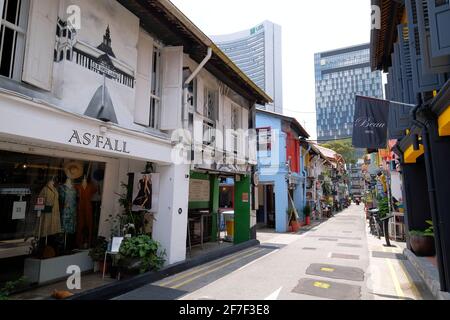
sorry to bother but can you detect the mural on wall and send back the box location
[54,0,138,126]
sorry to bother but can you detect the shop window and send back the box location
[0,150,105,283]
[0,0,29,80]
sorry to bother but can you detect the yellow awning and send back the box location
[438,105,450,137]
[404,144,425,164]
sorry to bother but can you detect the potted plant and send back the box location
[89,237,108,273]
[409,220,435,257]
[117,235,166,276]
[303,205,312,226]
[287,208,300,232]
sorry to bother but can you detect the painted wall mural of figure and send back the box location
[133,174,152,211]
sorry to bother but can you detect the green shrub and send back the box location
[118,235,166,274]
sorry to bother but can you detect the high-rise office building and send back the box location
[315,43,383,141]
[212,20,283,114]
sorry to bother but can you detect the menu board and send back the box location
[189,179,210,202]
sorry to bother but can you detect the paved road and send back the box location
[116,204,433,300]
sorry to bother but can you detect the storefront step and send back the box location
[66,239,260,300]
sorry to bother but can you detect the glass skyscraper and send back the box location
[315,43,383,141]
[212,21,283,114]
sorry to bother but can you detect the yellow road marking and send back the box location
[385,247,422,300]
[314,282,331,289]
[321,268,335,272]
[383,247,405,298]
[168,248,266,289]
[158,247,260,287]
[398,260,422,300]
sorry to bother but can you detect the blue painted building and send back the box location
[255,110,310,232]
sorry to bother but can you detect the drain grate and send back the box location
[303,247,317,251]
[319,238,339,242]
[292,278,361,300]
[372,251,406,260]
[306,263,365,281]
[331,253,360,260]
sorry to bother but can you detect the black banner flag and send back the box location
[352,95,390,149]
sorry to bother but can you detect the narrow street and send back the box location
[116,204,433,300]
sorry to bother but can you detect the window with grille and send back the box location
[0,0,29,81]
[257,127,272,154]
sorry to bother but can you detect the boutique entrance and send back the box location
[0,150,105,288]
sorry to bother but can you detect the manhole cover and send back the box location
[338,243,362,248]
[372,251,406,260]
[292,278,361,300]
[318,238,339,242]
[306,264,365,281]
[331,253,360,260]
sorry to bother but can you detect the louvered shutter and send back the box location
[428,0,450,57]
[416,0,450,74]
[397,24,416,104]
[242,107,249,161]
[160,46,183,130]
[406,0,446,93]
[22,0,59,91]
[196,77,204,115]
[392,45,405,102]
[389,102,414,140]
[134,30,154,126]
[223,98,233,155]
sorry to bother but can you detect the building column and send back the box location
[275,175,288,233]
[153,164,190,265]
[234,175,251,244]
[210,175,220,242]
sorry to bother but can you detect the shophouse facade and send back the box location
[370,0,450,294]
[0,0,270,289]
[255,110,309,233]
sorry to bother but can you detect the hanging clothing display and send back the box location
[59,183,77,234]
[75,182,97,248]
[38,183,61,237]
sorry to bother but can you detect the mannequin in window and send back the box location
[75,175,97,249]
[38,178,61,237]
[133,174,152,211]
[59,178,77,235]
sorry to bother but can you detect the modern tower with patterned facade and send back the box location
[315,43,384,141]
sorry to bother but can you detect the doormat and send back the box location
[306,263,365,281]
[292,278,361,300]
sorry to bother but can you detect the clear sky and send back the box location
[171,0,373,140]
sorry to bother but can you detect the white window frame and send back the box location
[0,0,29,81]
[149,44,162,129]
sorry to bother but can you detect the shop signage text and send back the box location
[68,130,130,154]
